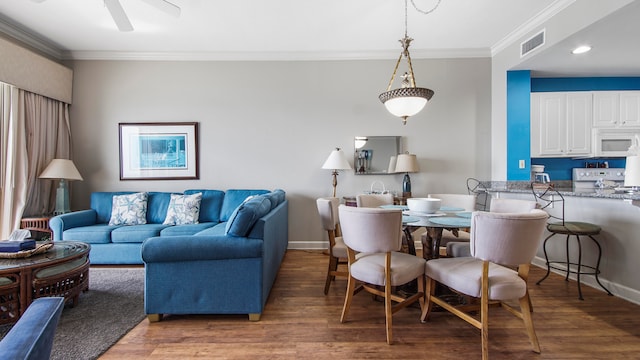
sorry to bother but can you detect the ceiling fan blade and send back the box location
[140,0,181,18]
[104,0,134,32]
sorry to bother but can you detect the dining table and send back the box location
[381,205,472,260]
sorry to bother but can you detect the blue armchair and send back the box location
[0,297,64,360]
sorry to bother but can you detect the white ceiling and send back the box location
[0,0,639,77]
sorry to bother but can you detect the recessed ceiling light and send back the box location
[572,45,592,54]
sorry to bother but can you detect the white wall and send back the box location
[69,58,492,248]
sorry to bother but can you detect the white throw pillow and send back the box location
[163,192,203,225]
[108,192,148,226]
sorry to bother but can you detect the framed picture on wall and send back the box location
[119,122,199,180]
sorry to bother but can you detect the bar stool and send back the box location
[532,184,614,300]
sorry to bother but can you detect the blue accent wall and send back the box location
[506,74,640,181]
[506,70,532,180]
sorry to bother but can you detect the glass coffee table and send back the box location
[0,241,90,324]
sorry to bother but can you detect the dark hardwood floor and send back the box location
[101,250,640,359]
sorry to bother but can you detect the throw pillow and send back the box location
[163,192,203,225]
[108,192,148,226]
[225,195,271,237]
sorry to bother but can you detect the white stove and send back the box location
[572,168,626,189]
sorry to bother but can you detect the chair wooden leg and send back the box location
[340,274,356,323]
[384,253,393,345]
[481,262,489,360]
[420,277,436,322]
[324,255,338,295]
[519,292,541,353]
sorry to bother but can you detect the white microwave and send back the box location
[593,129,640,157]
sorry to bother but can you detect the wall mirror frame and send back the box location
[354,136,401,175]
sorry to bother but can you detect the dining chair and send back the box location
[338,205,426,345]
[356,193,394,208]
[420,193,476,256]
[316,197,348,295]
[421,210,549,360]
[467,177,489,211]
[445,198,538,258]
[531,184,613,300]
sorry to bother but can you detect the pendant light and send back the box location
[379,0,440,125]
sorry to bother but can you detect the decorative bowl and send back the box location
[406,198,441,214]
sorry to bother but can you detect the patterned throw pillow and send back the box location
[163,192,203,225]
[108,192,148,226]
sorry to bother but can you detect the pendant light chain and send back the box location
[410,0,442,15]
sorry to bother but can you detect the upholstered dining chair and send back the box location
[316,197,348,295]
[446,198,538,258]
[531,184,613,300]
[338,205,426,345]
[356,193,394,208]
[421,210,549,360]
[420,193,477,256]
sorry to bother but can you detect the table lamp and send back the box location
[624,155,640,193]
[395,153,419,198]
[322,148,352,197]
[39,159,83,215]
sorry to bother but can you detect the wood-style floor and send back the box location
[101,250,640,359]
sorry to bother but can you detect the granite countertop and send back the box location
[484,181,640,201]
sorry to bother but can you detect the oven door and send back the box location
[593,129,639,157]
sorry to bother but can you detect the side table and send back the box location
[20,216,52,240]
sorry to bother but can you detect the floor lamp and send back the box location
[39,159,84,215]
[322,148,352,197]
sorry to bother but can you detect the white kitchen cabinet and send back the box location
[593,91,640,128]
[531,92,592,157]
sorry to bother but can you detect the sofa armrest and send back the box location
[0,297,64,359]
[142,235,263,263]
[49,210,98,241]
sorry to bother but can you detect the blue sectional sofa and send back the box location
[51,188,289,321]
[49,189,287,264]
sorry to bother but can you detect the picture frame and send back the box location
[119,122,199,180]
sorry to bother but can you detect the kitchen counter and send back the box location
[485,181,640,201]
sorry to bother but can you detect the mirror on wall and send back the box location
[354,136,401,175]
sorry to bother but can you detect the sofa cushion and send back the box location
[225,196,272,237]
[272,189,286,206]
[220,189,269,222]
[194,222,227,236]
[111,224,169,243]
[163,192,203,225]
[160,222,216,236]
[184,190,225,223]
[62,224,119,244]
[146,192,173,224]
[108,192,148,226]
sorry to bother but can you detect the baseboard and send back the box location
[532,256,640,305]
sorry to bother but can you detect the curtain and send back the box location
[0,83,71,238]
[22,91,72,217]
[0,83,28,239]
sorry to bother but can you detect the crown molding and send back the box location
[0,15,64,60]
[491,0,575,56]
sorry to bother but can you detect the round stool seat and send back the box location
[547,221,601,235]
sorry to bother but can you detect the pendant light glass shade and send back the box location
[380,88,433,119]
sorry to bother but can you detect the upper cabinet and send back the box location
[531,92,592,157]
[593,91,640,128]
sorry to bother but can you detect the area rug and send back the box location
[0,267,145,360]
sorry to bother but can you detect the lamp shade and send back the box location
[380,88,433,119]
[395,153,419,173]
[39,159,83,181]
[387,155,397,174]
[624,155,640,187]
[322,148,352,170]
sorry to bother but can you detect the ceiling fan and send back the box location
[32,0,181,32]
[105,0,181,32]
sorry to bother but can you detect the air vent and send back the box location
[520,29,545,57]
